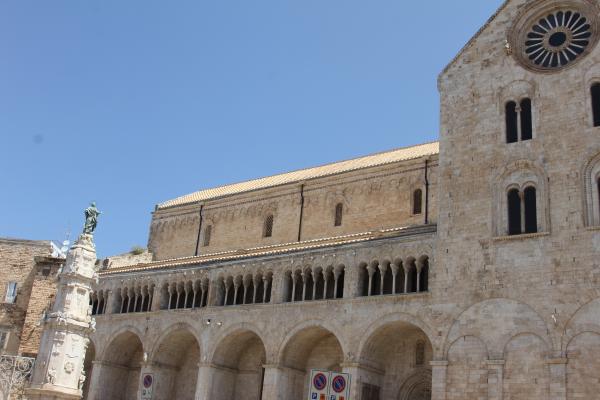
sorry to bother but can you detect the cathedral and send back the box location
[64,0,600,399]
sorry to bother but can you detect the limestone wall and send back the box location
[148,157,438,261]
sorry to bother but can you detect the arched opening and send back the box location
[97,331,143,400]
[413,189,423,215]
[382,262,393,295]
[81,341,95,399]
[152,329,201,400]
[394,261,405,295]
[506,101,518,143]
[359,263,369,297]
[303,269,314,301]
[419,257,429,293]
[263,215,274,238]
[334,203,343,227]
[507,188,522,235]
[359,321,433,400]
[293,270,304,302]
[279,326,344,400]
[591,83,600,127]
[211,330,267,400]
[524,186,538,233]
[335,267,345,299]
[283,271,293,303]
[520,98,532,141]
[405,259,418,293]
[372,263,382,296]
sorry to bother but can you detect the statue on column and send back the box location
[26,203,100,400]
[83,202,101,235]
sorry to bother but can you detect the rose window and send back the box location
[510,1,599,72]
[525,10,592,68]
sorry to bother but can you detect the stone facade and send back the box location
[0,238,62,357]
[80,0,600,399]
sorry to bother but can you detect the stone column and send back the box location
[261,364,284,400]
[430,361,448,400]
[195,363,217,400]
[547,357,567,400]
[85,361,105,400]
[487,359,505,400]
[26,233,98,400]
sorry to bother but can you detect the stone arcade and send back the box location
[78,0,600,399]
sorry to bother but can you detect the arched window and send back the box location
[505,98,533,143]
[592,83,600,127]
[520,98,532,141]
[203,225,212,247]
[419,258,429,292]
[524,186,538,233]
[506,101,519,143]
[263,215,274,238]
[413,189,423,215]
[507,189,522,235]
[334,203,343,226]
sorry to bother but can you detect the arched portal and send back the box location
[151,328,201,400]
[97,331,144,400]
[279,326,344,400]
[358,321,433,400]
[81,340,95,399]
[211,329,267,400]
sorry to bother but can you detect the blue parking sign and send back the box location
[312,393,317,399]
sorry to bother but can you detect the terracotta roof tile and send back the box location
[158,142,439,209]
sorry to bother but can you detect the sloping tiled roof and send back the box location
[100,224,437,276]
[158,141,439,209]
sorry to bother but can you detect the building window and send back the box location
[413,189,423,215]
[4,282,17,304]
[520,98,533,141]
[506,101,518,143]
[524,186,538,233]
[507,189,522,235]
[263,215,274,238]
[505,98,533,143]
[592,83,600,127]
[507,187,538,235]
[203,225,212,247]
[334,203,343,227]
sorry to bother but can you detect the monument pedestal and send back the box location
[26,234,98,400]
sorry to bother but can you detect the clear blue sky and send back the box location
[0,1,502,257]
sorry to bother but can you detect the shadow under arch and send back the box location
[355,314,434,400]
[150,323,201,400]
[81,339,96,400]
[276,320,346,400]
[206,325,268,400]
[96,329,144,400]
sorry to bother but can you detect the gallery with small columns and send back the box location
[75,0,600,399]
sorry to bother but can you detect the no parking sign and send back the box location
[307,370,351,400]
[141,373,153,399]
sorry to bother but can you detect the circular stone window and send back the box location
[511,0,600,72]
